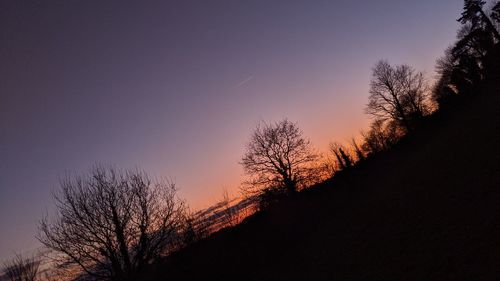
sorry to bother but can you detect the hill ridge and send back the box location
[146,80,500,281]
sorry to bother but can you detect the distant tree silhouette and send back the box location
[2,253,40,281]
[350,137,365,162]
[361,119,402,156]
[38,166,186,281]
[219,189,238,228]
[241,119,319,196]
[258,186,290,210]
[432,46,459,106]
[330,142,353,171]
[182,211,205,245]
[366,60,429,131]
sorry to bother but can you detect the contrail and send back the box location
[235,75,254,88]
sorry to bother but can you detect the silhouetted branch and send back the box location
[241,119,321,196]
[2,253,41,281]
[37,165,186,281]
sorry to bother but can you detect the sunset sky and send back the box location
[0,0,461,261]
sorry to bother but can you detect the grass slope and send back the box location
[146,79,500,281]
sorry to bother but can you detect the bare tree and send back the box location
[2,253,41,281]
[38,166,186,281]
[241,119,320,195]
[366,60,429,131]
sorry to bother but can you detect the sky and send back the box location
[0,0,462,261]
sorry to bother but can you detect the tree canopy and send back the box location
[241,119,320,195]
[38,166,186,281]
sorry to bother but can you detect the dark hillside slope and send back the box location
[147,79,500,281]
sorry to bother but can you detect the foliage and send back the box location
[433,0,500,107]
[492,2,500,24]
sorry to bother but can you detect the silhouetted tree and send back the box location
[182,212,202,245]
[221,189,241,228]
[432,46,459,105]
[350,137,365,162]
[454,1,499,78]
[241,119,319,195]
[330,142,353,171]
[458,0,500,40]
[492,2,500,24]
[452,50,483,91]
[433,0,500,108]
[366,60,429,131]
[2,253,40,281]
[38,166,186,281]
[361,119,402,156]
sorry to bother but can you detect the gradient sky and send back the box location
[0,0,461,261]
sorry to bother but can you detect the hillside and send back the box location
[145,78,500,281]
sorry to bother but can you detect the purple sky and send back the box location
[0,0,461,261]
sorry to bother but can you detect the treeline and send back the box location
[3,1,500,281]
[333,0,500,177]
[234,0,500,220]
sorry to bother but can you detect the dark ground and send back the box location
[145,77,500,281]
